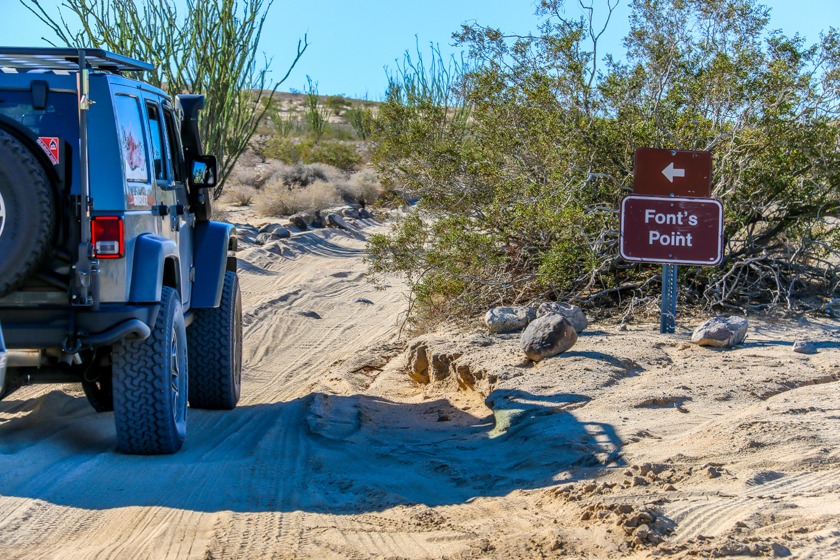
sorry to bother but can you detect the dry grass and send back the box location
[334,168,383,205]
[223,186,257,207]
[255,181,342,217]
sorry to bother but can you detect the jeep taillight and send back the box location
[91,216,124,259]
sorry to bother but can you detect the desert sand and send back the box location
[0,211,837,559]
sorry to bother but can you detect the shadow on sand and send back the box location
[0,389,622,514]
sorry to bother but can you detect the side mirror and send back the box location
[189,155,217,189]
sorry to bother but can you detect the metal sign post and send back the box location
[660,264,678,333]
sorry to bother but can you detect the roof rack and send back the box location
[0,47,153,74]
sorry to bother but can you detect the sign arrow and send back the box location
[662,162,686,183]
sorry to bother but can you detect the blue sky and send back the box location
[2,1,836,98]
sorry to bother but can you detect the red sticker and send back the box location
[37,137,60,165]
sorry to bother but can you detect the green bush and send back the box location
[368,0,840,324]
[264,137,361,171]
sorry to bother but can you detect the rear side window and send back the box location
[0,90,79,142]
[162,107,184,182]
[146,102,166,181]
[0,90,80,188]
[113,94,149,183]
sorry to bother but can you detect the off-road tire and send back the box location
[188,271,242,409]
[0,129,55,298]
[112,287,188,454]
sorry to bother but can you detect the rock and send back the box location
[484,306,536,334]
[352,297,374,305]
[255,232,283,245]
[792,340,817,354]
[408,344,429,384]
[235,226,258,245]
[326,213,351,230]
[519,314,578,361]
[259,224,290,238]
[769,543,791,557]
[342,207,360,218]
[537,302,588,333]
[311,211,325,229]
[296,310,321,319]
[289,214,309,231]
[691,316,748,348]
[358,208,374,219]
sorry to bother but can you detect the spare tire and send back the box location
[0,129,55,298]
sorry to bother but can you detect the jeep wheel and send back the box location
[188,271,242,409]
[0,129,55,298]
[112,287,188,454]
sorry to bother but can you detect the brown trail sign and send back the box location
[624,148,721,334]
[619,195,724,266]
[633,148,712,198]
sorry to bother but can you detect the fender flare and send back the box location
[192,220,236,308]
[129,234,179,303]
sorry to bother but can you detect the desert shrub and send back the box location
[223,186,257,207]
[346,105,374,140]
[325,95,350,115]
[277,163,330,187]
[304,141,362,170]
[368,0,840,324]
[264,138,361,171]
[304,77,329,142]
[230,167,260,188]
[256,180,341,217]
[335,169,383,205]
[323,123,357,141]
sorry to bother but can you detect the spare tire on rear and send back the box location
[0,129,55,298]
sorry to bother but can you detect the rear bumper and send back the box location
[0,303,160,349]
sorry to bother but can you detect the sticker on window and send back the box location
[114,95,149,183]
[37,137,60,165]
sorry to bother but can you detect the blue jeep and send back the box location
[0,48,242,454]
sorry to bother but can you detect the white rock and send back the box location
[484,306,536,334]
[691,316,748,348]
[792,340,817,354]
[537,302,588,333]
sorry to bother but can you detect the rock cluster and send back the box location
[484,302,588,361]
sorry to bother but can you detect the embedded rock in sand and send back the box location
[258,223,291,238]
[519,314,578,361]
[691,316,748,347]
[792,340,817,354]
[484,306,536,334]
[327,213,351,230]
[536,302,588,333]
[289,213,309,231]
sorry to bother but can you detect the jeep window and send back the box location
[0,90,78,140]
[162,107,184,183]
[146,102,166,181]
[113,94,149,183]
